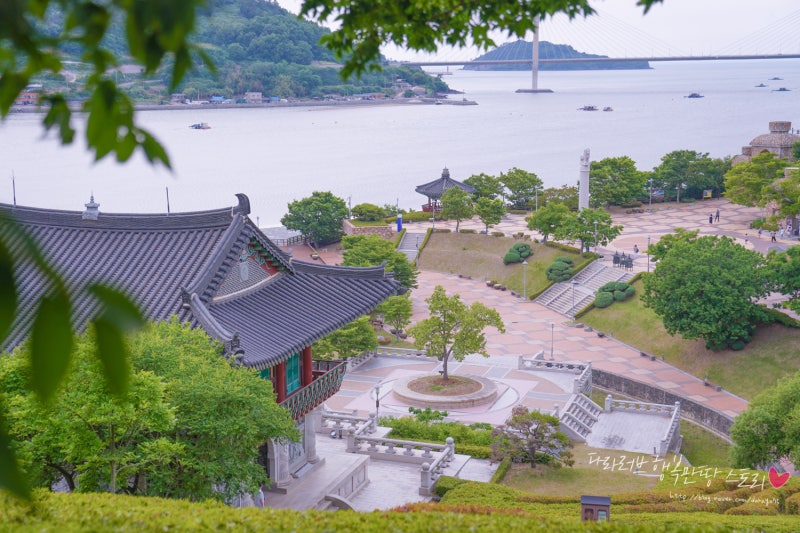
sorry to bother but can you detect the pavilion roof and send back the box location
[2,194,401,368]
[415,167,475,200]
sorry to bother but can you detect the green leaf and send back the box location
[89,284,144,333]
[30,292,73,402]
[0,413,30,499]
[92,318,131,397]
[0,239,16,339]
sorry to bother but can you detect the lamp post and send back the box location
[534,185,539,212]
[647,234,651,273]
[648,178,653,212]
[550,323,555,359]
[593,220,598,253]
[571,281,576,322]
[372,384,381,421]
[522,260,528,300]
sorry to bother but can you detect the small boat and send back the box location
[773,87,791,92]
[755,83,767,87]
[603,106,613,112]
[684,93,704,98]
[770,77,783,80]
[190,122,210,129]
[578,105,598,111]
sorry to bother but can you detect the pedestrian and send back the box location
[758,228,763,239]
[633,244,639,254]
[744,234,749,246]
[715,209,720,222]
[779,226,785,238]
[771,231,777,243]
[709,213,713,224]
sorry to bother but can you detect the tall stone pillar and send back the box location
[579,148,590,210]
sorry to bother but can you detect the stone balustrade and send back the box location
[420,437,455,496]
[605,396,676,416]
[318,408,377,436]
[518,356,592,395]
[658,402,682,457]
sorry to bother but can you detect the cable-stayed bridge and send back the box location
[387,8,800,91]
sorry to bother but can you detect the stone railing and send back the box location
[593,369,735,438]
[272,234,306,247]
[318,408,377,437]
[420,437,455,496]
[370,346,429,360]
[518,356,592,395]
[659,402,682,457]
[604,397,676,416]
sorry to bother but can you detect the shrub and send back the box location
[595,291,614,308]
[491,231,505,237]
[351,202,386,222]
[613,290,628,302]
[503,251,522,265]
[434,476,469,498]
[546,259,573,281]
[554,256,574,266]
[460,228,477,234]
[511,242,532,258]
[490,457,512,484]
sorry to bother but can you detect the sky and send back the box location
[277,0,800,60]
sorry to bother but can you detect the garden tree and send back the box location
[541,184,579,211]
[764,246,800,313]
[464,173,504,200]
[312,316,377,359]
[729,372,800,469]
[440,186,474,232]
[647,228,699,262]
[474,197,506,235]
[723,152,789,209]
[526,202,572,242]
[0,0,664,499]
[499,167,543,210]
[555,208,622,253]
[794,141,800,161]
[692,155,732,199]
[0,320,297,501]
[653,150,703,203]
[490,405,574,468]
[641,235,769,350]
[376,295,414,340]
[409,285,505,381]
[589,156,647,207]
[351,202,386,222]
[769,169,800,218]
[281,191,349,247]
[341,234,418,289]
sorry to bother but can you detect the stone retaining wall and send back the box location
[343,219,394,239]
[592,369,735,438]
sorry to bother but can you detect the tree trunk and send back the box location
[441,350,449,381]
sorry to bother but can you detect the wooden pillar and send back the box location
[302,346,313,386]
[275,361,287,402]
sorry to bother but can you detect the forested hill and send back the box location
[465,40,650,70]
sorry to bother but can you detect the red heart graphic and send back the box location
[769,467,790,488]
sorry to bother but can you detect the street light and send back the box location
[522,260,528,300]
[647,234,651,273]
[571,281,576,322]
[534,185,539,212]
[550,323,555,359]
[648,178,653,212]
[372,384,382,421]
[593,220,598,253]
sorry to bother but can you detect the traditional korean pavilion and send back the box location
[1,193,402,492]
[415,167,475,212]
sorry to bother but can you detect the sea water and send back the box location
[0,59,797,226]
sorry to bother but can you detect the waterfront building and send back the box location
[732,120,800,165]
[415,167,476,212]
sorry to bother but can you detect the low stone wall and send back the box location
[592,369,735,438]
[343,219,395,239]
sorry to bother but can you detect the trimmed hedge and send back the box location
[546,256,575,281]
[490,457,512,484]
[594,280,635,308]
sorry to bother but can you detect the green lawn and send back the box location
[679,420,732,467]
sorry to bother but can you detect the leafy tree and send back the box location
[499,167,543,210]
[490,406,573,468]
[1,320,297,501]
[440,186,474,232]
[526,202,571,242]
[723,152,789,209]
[641,236,769,350]
[341,234,418,289]
[377,295,413,340]
[464,173,504,201]
[647,228,699,262]
[312,316,377,358]
[541,184,579,211]
[589,156,646,207]
[793,141,800,161]
[351,203,386,222]
[301,0,662,78]
[730,372,800,469]
[475,197,506,235]
[555,208,622,253]
[653,150,702,203]
[764,246,800,314]
[409,285,505,381]
[281,191,349,247]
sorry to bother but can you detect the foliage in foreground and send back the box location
[4,487,800,533]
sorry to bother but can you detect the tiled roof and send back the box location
[2,194,401,368]
[415,167,475,200]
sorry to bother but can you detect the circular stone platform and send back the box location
[391,374,499,409]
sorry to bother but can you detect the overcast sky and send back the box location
[277,0,800,60]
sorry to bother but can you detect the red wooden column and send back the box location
[275,361,287,402]
[302,346,313,386]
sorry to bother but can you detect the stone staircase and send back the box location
[535,261,633,317]
[398,232,426,264]
[559,393,604,443]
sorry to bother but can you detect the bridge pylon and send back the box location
[516,17,553,94]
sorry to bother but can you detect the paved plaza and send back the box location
[275,199,796,511]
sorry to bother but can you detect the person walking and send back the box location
[715,209,720,222]
[709,213,713,224]
[771,231,777,243]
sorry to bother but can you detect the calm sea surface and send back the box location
[1,60,798,226]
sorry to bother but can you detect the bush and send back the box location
[595,291,614,308]
[554,256,574,266]
[459,228,477,234]
[351,202,386,222]
[511,242,532,258]
[503,251,522,265]
[490,457,512,484]
[546,259,574,281]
